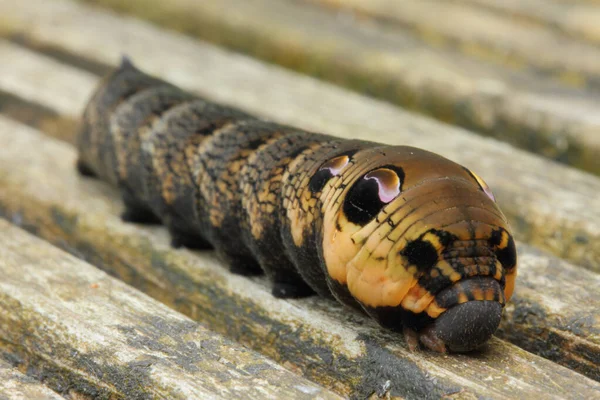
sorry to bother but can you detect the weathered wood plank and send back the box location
[456,0,600,45]
[0,23,599,276]
[304,0,600,85]
[0,88,78,145]
[0,41,95,116]
[0,359,64,400]
[0,40,91,143]
[55,0,600,177]
[1,117,599,397]
[0,219,342,400]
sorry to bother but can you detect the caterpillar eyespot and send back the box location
[76,59,517,353]
[309,154,351,194]
[343,166,403,225]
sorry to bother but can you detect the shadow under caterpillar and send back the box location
[76,58,517,353]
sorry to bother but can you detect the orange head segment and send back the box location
[318,146,517,352]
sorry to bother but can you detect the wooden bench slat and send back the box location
[0,219,342,400]
[0,26,599,275]
[0,117,598,397]
[0,41,95,117]
[456,0,600,45]
[304,0,600,84]
[0,359,64,400]
[47,0,600,177]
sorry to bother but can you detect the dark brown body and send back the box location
[77,59,517,352]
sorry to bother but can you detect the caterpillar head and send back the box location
[316,146,517,352]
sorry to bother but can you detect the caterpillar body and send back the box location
[77,59,517,353]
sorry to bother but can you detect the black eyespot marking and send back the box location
[400,239,439,272]
[463,167,495,202]
[343,165,404,225]
[496,235,517,271]
[309,154,351,193]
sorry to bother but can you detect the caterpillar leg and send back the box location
[326,279,363,310]
[167,224,213,250]
[403,327,446,353]
[271,278,314,299]
[76,159,97,178]
[403,327,421,352]
[243,236,315,298]
[120,187,161,224]
[218,250,263,276]
[261,259,314,298]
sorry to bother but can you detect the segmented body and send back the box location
[77,60,517,352]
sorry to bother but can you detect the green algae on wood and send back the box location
[0,359,64,400]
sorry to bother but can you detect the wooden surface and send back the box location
[69,0,600,176]
[455,0,600,44]
[0,117,598,398]
[0,220,341,400]
[0,3,599,275]
[0,0,599,397]
[304,0,600,83]
[0,360,64,400]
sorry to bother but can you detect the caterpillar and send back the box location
[76,58,517,353]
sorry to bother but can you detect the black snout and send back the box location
[430,301,503,352]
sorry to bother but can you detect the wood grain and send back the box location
[0,219,341,400]
[0,359,64,400]
[303,0,600,82]
[454,0,600,44]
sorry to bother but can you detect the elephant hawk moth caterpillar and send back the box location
[76,58,517,353]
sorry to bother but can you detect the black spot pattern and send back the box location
[400,239,439,272]
[432,229,457,247]
[496,235,517,270]
[489,228,504,247]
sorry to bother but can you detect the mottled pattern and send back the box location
[76,60,517,353]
